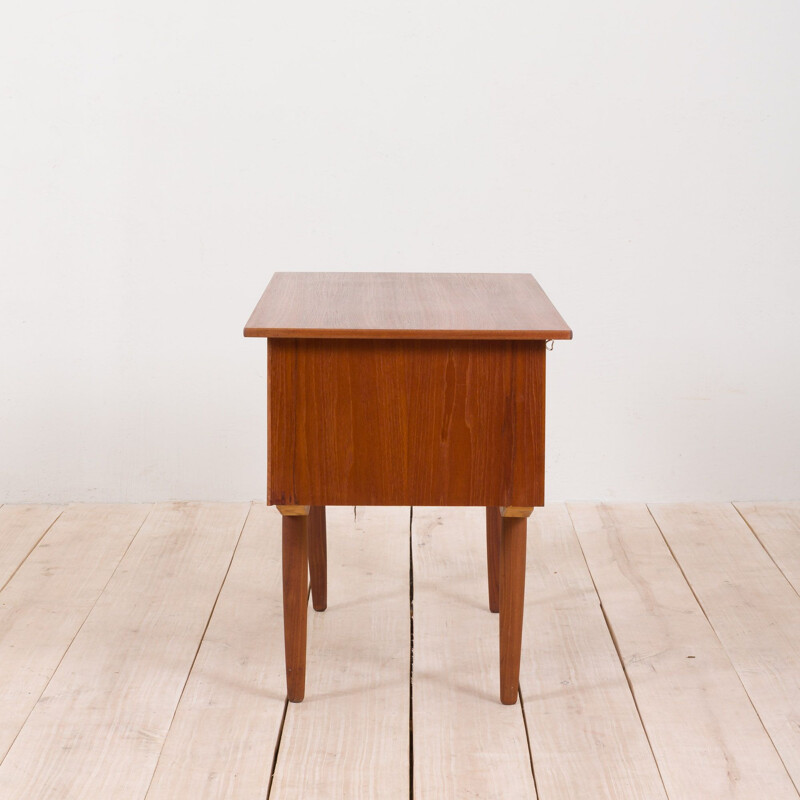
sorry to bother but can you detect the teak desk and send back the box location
[245,272,571,704]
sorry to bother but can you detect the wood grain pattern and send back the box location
[268,338,545,507]
[270,507,410,799]
[499,514,526,705]
[0,504,150,762]
[145,504,286,800]
[734,501,800,594]
[569,503,798,799]
[650,503,800,790]
[0,502,248,800]
[0,504,63,590]
[282,512,309,702]
[412,508,537,798]
[245,272,572,340]
[520,505,667,799]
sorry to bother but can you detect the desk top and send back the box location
[244,273,571,340]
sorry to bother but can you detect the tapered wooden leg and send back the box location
[486,507,501,613]
[308,505,327,612]
[499,507,531,705]
[280,507,309,702]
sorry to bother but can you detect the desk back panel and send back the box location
[267,338,545,507]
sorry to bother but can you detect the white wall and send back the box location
[2,1,799,503]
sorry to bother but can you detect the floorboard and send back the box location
[270,507,410,800]
[569,503,798,799]
[145,503,286,799]
[521,505,667,799]
[0,504,150,762]
[650,502,800,792]
[0,502,249,800]
[0,500,797,796]
[412,507,536,799]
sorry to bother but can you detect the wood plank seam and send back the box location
[0,504,154,768]
[732,504,800,602]
[266,582,312,799]
[644,506,720,631]
[646,503,800,796]
[565,506,671,799]
[517,688,540,797]
[596,592,670,797]
[0,506,64,595]
[143,504,253,799]
[265,699,290,799]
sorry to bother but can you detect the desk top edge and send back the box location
[244,327,573,340]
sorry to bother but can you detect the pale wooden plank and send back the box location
[412,507,536,799]
[145,503,285,799]
[650,502,800,791]
[0,503,151,763]
[0,502,249,800]
[734,502,800,595]
[270,507,410,799]
[0,504,64,590]
[570,503,798,800]
[521,505,667,799]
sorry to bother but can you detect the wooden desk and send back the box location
[245,272,571,704]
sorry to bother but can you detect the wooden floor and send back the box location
[0,502,798,798]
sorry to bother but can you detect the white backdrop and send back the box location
[2,1,799,503]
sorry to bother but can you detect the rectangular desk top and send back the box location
[244,272,572,340]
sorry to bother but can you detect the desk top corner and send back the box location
[244,272,572,341]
